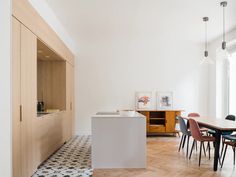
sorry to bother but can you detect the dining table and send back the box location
[184,116,236,171]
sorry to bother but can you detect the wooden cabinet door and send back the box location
[20,24,37,177]
[12,17,22,177]
[165,111,176,132]
[65,62,74,141]
[71,65,75,136]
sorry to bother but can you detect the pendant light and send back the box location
[200,17,214,65]
[220,1,227,50]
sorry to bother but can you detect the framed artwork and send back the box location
[157,92,173,110]
[136,92,152,110]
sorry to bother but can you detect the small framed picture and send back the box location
[157,92,173,110]
[135,92,152,110]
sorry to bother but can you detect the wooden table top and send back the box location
[184,116,236,131]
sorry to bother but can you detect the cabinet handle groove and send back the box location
[20,105,22,122]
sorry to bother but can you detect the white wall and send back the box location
[72,3,213,135]
[31,0,210,135]
[75,35,209,135]
[0,0,12,176]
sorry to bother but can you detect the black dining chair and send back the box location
[221,134,236,168]
[178,116,191,157]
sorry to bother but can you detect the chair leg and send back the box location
[177,131,180,137]
[182,135,186,149]
[195,141,198,151]
[189,140,195,160]
[178,134,184,152]
[186,135,190,158]
[233,147,235,165]
[203,142,206,157]
[220,139,225,159]
[221,144,228,168]
[199,142,203,166]
[208,141,210,160]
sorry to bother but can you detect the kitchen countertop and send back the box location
[92,111,145,118]
[37,110,65,117]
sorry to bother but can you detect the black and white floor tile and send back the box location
[33,136,93,177]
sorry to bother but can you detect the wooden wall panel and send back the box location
[12,0,74,65]
[37,60,66,110]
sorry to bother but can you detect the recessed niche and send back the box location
[37,39,66,112]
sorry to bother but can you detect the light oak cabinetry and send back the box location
[138,110,182,135]
[12,1,75,176]
[12,15,75,177]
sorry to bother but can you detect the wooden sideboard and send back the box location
[137,110,182,135]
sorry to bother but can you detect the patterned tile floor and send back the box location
[33,136,93,177]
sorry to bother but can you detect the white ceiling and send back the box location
[46,0,236,48]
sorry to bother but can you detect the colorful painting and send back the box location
[136,92,152,110]
[157,92,173,110]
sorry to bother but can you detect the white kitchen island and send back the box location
[91,112,146,169]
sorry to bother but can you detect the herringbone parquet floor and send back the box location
[93,136,236,177]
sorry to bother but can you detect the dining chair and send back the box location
[188,113,200,117]
[221,134,236,168]
[178,116,191,157]
[188,113,208,133]
[188,119,215,166]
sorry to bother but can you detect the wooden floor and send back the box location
[93,136,236,177]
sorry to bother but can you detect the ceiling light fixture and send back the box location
[220,1,227,50]
[200,17,214,65]
[203,17,209,58]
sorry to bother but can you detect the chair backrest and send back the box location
[188,113,200,117]
[178,116,190,136]
[189,119,203,141]
[225,115,236,121]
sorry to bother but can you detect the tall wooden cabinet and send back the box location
[12,17,37,177]
[65,63,75,141]
[12,17,22,177]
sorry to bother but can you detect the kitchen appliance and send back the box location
[37,101,45,112]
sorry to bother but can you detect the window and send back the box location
[228,52,236,115]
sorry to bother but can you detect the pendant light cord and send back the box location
[205,20,208,51]
[223,5,225,42]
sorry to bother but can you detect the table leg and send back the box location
[213,131,222,171]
